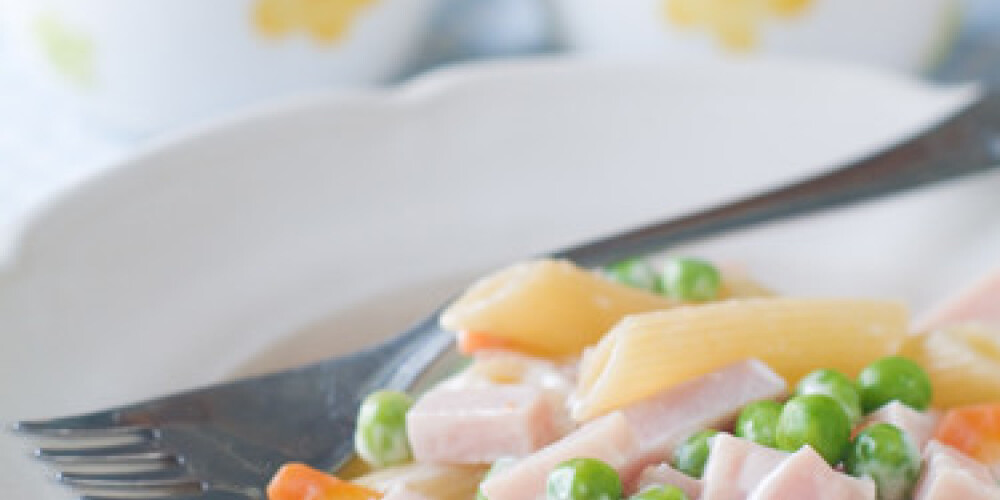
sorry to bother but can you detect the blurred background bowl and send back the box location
[0,0,439,134]
[0,0,983,137]
[552,0,961,73]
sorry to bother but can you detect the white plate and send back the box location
[1,58,998,499]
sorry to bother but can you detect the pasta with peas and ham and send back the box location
[266,256,1000,500]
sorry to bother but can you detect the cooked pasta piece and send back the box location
[899,324,1000,408]
[440,259,676,357]
[717,263,774,299]
[353,463,487,500]
[574,298,908,420]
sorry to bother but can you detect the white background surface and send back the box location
[1,59,998,499]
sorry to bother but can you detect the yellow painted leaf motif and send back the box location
[665,0,702,26]
[767,0,811,17]
[34,13,95,88]
[663,0,813,51]
[254,0,299,37]
[252,0,377,44]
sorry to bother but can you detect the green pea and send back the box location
[605,258,661,293]
[477,457,518,500]
[629,485,690,500]
[857,356,933,413]
[796,369,863,423]
[776,394,850,466]
[354,390,414,467]
[735,400,783,448]
[546,458,623,500]
[660,257,722,302]
[673,430,718,478]
[845,423,921,500]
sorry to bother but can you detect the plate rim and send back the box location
[0,55,977,270]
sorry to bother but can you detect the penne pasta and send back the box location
[900,323,1000,408]
[440,259,676,357]
[573,298,908,420]
[717,262,774,299]
[353,463,487,500]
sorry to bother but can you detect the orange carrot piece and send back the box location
[935,403,1000,463]
[267,463,381,500]
[457,331,512,354]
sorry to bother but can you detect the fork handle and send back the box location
[555,88,1000,267]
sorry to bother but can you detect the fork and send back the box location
[14,88,1000,500]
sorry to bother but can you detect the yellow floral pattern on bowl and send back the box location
[664,0,813,51]
[34,13,95,89]
[253,0,377,44]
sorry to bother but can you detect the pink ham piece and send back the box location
[700,434,789,500]
[635,463,702,499]
[444,351,577,437]
[918,267,1000,331]
[480,359,786,500]
[856,401,940,450]
[748,446,876,500]
[914,440,1000,500]
[619,359,787,469]
[480,412,640,500]
[406,385,563,464]
[924,441,994,483]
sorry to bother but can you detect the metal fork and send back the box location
[15,89,1000,500]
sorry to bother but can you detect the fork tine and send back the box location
[15,410,119,430]
[61,474,204,499]
[15,419,153,439]
[78,497,196,500]
[80,490,253,500]
[59,475,202,491]
[72,486,202,500]
[38,449,177,466]
[33,433,180,476]
[58,468,189,483]
[37,442,166,459]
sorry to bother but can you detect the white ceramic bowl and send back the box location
[1,59,998,499]
[551,0,961,73]
[0,0,438,134]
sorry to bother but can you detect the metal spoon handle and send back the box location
[557,89,1000,267]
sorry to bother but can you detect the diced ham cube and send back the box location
[748,446,876,500]
[481,360,786,500]
[856,401,940,450]
[480,412,640,500]
[924,441,995,483]
[700,434,789,500]
[448,351,577,436]
[918,267,1000,331]
[918,441,996,491]
[407,385,563,464]
[620,359,787,468]
[635,463,702,499]
[914,441,1000,499]
[914,470,1000,500]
